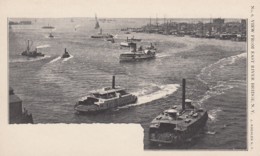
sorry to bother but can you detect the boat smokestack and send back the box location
[112,75,115,89]
[182,79,186,110]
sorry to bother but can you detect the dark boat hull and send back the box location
[149,112,208,145]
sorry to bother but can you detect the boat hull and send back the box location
[149,111,208,145]
[120,53,155,62]
[21,51,45,57]
[74,94,137,114]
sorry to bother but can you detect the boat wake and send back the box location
[9,55,51,63]
[206,131,217,135]
[208,107,222,122]
[156,54,171,58]
[62,55,74,62]
[195,52,246,122]
[197,52,246,85]
[36,44,50,49]
[49,56,61,63]
[118,84,179,109]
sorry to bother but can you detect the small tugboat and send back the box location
[106,37,115,43]
[119,43,156,62]
[21,40,45,57]
[91,28,114,38]
[61,48,70,58]
[74,76,137,114]
[149,79,208,145]
[49,32,54,38]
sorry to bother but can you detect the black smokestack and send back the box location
[112,75,115,89]
[182,79,186,110]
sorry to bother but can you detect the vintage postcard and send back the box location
[0,0,259,155]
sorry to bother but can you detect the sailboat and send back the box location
[95,14,100,29]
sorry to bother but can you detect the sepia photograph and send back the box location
[1,0,259,155]
[9,16,247,149]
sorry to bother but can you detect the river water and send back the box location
[9,18,247,149]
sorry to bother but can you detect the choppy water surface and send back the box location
[9,18,247,149]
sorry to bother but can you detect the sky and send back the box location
[0,0,249,18]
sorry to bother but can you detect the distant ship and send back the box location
[94,14,100,29]
[149,79,208,145]
[106,37,115,43]
[130,36,142,42]
[61,48,70,58]
[120,37,136,47]
[119,43,156,62]
[74,76,137,114]
[42,24,55,29]
[90,28,113,38]
[49,32,54,38]
[21,40,45,57]
[9,87,33,124]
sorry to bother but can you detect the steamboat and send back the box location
[149,79,208,145]
[21,40,45,57]
[74,76,137,114]
[119,43,156,62]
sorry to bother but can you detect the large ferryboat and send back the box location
[74,76,137,114]
[149,79,208,145]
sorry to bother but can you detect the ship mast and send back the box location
[182,79,186,110]
[95,13,100,29]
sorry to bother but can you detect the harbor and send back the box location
[9,17,246,149]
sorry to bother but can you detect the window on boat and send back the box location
[79,97,98,105]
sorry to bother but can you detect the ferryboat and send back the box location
[149,79,208,145]
[120,37,135,47]
[21,40,45,57]
[119,43,156,62]
[74,76,137,114]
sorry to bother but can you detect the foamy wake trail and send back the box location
[197,52,246,85]
[118,84,180,109]
[62,55,74,62]
[196,81,234,106]
[36,44,50,49]
[9,55,50,63]
[156,54,171,58]
[208,107,222,122]
[49,56,61,63]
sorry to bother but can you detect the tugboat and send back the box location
[119,43,156,62]
[21,40,45,57]
[61,48,70,58]
[9,87,33,124]
[74,76,137,114]
[149,79,208,145]
[49,32,54,38]
[106,37,115,43]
